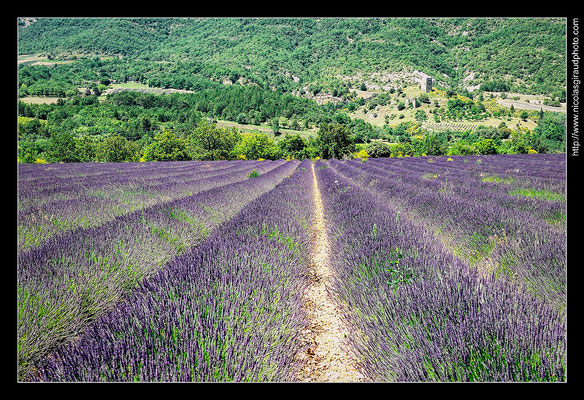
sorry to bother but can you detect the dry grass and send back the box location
[18,96,60,104]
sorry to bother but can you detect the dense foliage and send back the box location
[17,88,566,164]
[18,17,566,95]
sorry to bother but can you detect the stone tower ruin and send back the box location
[421,76,432,93]
[415,71,433,93]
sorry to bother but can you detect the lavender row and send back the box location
[380,153,566,183]
[18,160,273,252]
[17,161,231,206]
[33,159,316,382]
[314,160,566,382]
[368,155,565,211]
[347,157,566,233]
[328,157,566,307]
[18,159,235,184]
[334,158,566,306]
[370,156,565,215]
[18,160,297,380]
[17,161,247,216]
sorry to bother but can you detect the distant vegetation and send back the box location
[18,17,566,95]
[17,17,567,163]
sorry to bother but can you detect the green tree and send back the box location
[18,139,50,163]
[415,134,446,156]
[316,123,355,159]
[75,135,97,162]
[525,132,550,154]
[473,138,499,155]
[233,132,279,160]
[277,133,309,159]
[271,118,281,135]
[390,141,414,157]
[448,140,478,156]
[18,117,47,139]
[508,130,530,154]
[414,109,428,121]
[290,117,301,130]
[187,121,241,160]
[143,130,189,161]
[474,126,502,140]
[47,130,79,162]
[96,134,133,162]
[236,113,248,124]
[534,112,565,152]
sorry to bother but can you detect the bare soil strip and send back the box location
[295,164,366,382]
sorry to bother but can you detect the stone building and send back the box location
[421,76,433,93]
[414,70,433,93]
[405,98,417,108]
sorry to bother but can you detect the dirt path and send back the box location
[295,164,366,382]
[496,98,566,113]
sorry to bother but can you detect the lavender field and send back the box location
[17,154,567,382]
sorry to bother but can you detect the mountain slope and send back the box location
[18,17,566,96]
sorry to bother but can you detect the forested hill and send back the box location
[18,17,566,96]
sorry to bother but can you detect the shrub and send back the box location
[143,130,189,162]
[474,138,499,155]
[354,149,369,160]
[365,141,392,158]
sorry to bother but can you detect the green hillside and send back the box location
[18,17,566,96]
[17,17,567,163]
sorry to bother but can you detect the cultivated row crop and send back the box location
[17,154,566,382]
[327,154,566,307]
[18,160,275,251]
[17,159,298,379]
[30,159,316,382]
[314,155,566,381]
[422,121,479,132]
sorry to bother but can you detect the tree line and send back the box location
[19,114,565,165]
